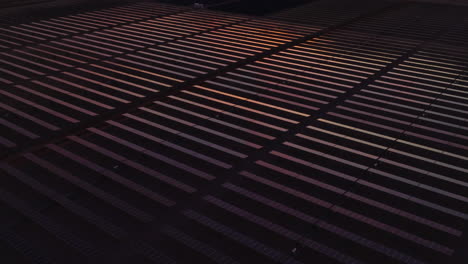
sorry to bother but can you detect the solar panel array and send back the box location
[0,1,467,264]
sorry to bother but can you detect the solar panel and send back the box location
[0,1,467,263]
